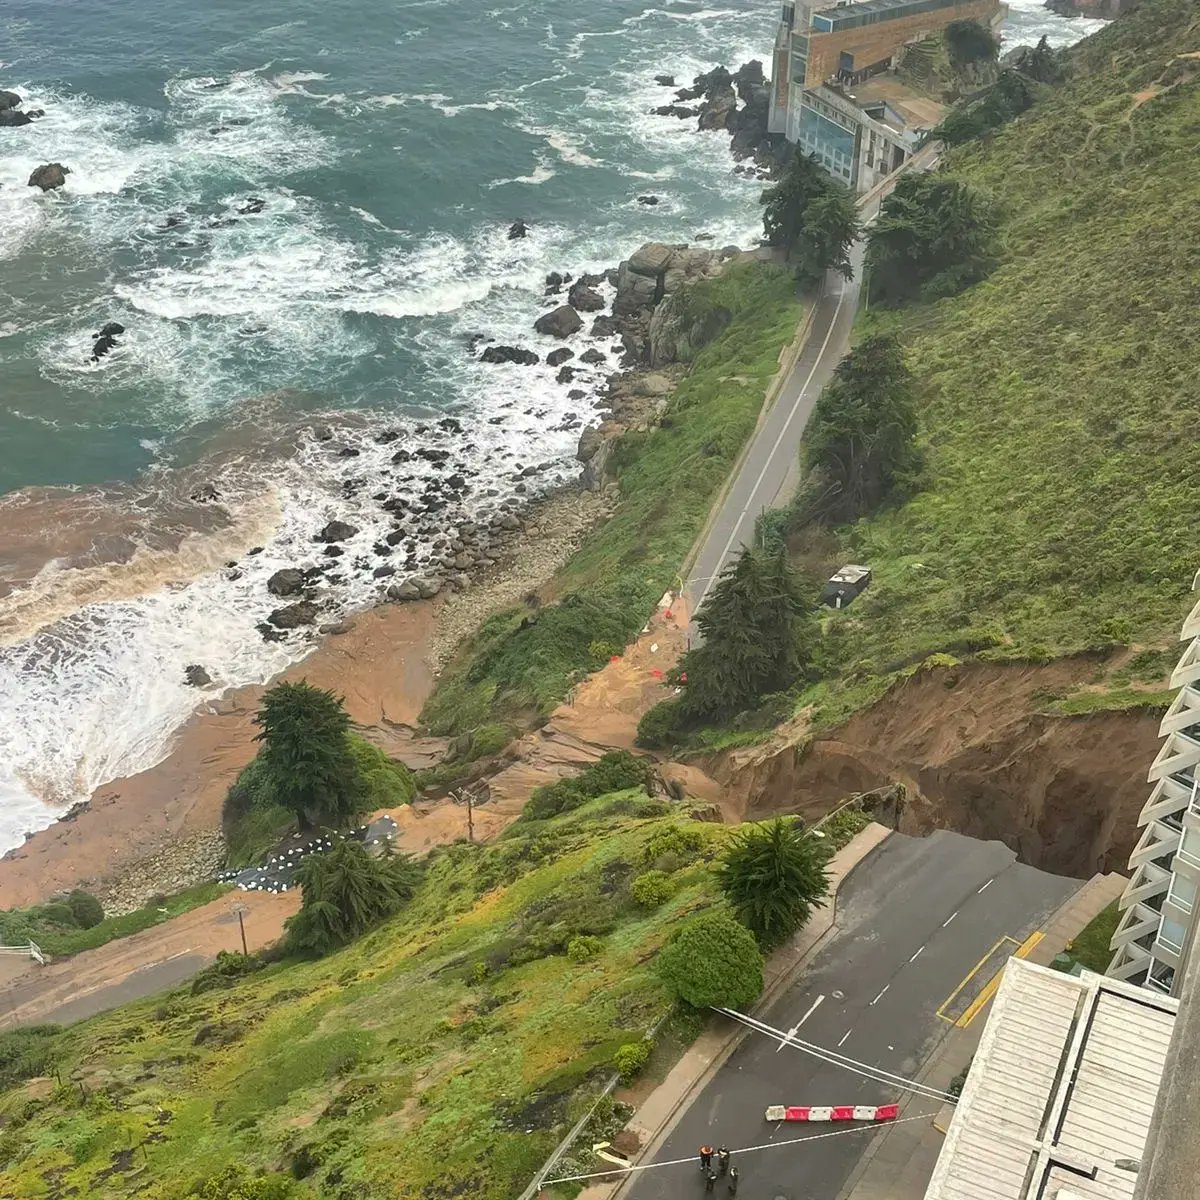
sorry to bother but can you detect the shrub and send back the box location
[631,871,675,908]
[522,751,654,820]
[191,951,262,996]
[348,736,416,808]
[0,1026,62,1090]
[613,1040,652,1083]
[194,1165,294,1199]
[642,826,706,867]
[636,699,682,749]
[66,890,104,930]
[656,911,764,1009]
[567,935,604,963]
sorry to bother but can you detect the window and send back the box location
[1157,914,1188,953]
[1148,958,1176,993]
[1180,824,1200,867]
[1168,871,1198,914]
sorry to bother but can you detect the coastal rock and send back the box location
[319,618,355,635]
[654,74,675,87]
[481,344,539,365]
[316,520,359,543]
[648,286,732,367]
[546,347,574,368]
[267,568,306,596]
[0,109,32,128]
[580,347,606,365]
[637,195,661,206]
[654,104,698,119]
[576,426,604,463]
[508,218,528,239]
[184,664,212,688]
[95,321,126,339]
[189,482,219,503]
[698,84,737,131]
[267,601,319,629]
[567,282,604,312]
[237,197,266,215]
[613,242,724,320]
[590,315,618,338]
[413,575,443,598]
[545,271,568,292]
[627,242,674,276]
[28,163,70,191]
[732,60,765,98]
[556,365,577,384]
[534,304,583,338]
[0,90,20,110]
[387,580,421,601]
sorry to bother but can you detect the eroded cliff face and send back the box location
[703,660,1160,878]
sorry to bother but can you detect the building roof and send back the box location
[924,959,1178,1200]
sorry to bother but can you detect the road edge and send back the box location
[573,822,893,1200]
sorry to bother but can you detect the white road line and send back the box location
[908,946,925,963]
[837,1029,852,1047]
[694,281,851,612]
[869,985,890,1006]
[977,878,994,894]
[777,994,825,1053]
[942,911,958,928]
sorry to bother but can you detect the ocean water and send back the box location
[0,0,1105,852]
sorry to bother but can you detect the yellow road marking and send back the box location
[952,931,1046,1030]
[936,936,1017,1024]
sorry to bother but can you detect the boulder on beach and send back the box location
[268,601,319,629]
[28,163,70,191]
[267,568,306,597]
[591,315,618,339]
[556,365,576,384]
[534,304,583,339]
[184,664,212,688]
[580,347,606,365]
[316,520,359,543]
[387,580,421,602]
[577,426,604,463]
[547,347,574,368]
[508,218,528,239]
[481,344,539,365]
[567,282,604,312]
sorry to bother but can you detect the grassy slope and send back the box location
[421,262,802,735]
[813,0,1200,694]
[0,796,729,1200]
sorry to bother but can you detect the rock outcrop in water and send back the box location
[481,344,539,365]
[0,89,20,110]
[508,218,528,239]
[534,305,583,338]
[28,163,69,191]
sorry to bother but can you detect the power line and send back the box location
[716,1007,959,1105]
[539,1111,935,1186]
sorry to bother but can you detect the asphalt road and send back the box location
[624,830,1080,1200]
[683,147,939,628]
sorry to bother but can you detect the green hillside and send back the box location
[813,0,1200,687]
[0,796,725,1200]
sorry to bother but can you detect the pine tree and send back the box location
[802,333,920,524]
[717,817,830,948]
[762,151,859,286]
[254,681,368,830]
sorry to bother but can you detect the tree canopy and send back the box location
[935,68,1037,146]
[656,910,765,1009]
[762,151,859,285]
[253,681,368,830]
[864,173,995,304]
[718,817,830,948]
[284,838,422,957]
[675,546,816,723]
[944,19,999,69]
[801,333,920,524]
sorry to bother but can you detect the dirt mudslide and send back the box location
[705,660,1160,878]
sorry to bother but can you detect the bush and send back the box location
[348,736,416,808]
[642,826,706,867]
[523,751,654,820]
[66,890,104,930]
[656,911,764,1010]
[0,1026,62,1090]
[631,871,675,908]
[636,699,682,749]
[567,934,604,963]
[191,951,262,996]
[194,1165,294,1200]
[613,1040,652,1083]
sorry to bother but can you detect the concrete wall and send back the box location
[802,0,1001,86]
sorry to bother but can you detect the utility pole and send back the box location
[231,902,249,956]
[466,788,475,843]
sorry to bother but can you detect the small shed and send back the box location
[820,564,871,610]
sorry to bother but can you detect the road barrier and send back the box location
[764,1103,899,1122]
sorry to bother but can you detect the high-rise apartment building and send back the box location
[1108,573,1200,996]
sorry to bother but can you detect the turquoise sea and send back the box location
[0,0,1104,848]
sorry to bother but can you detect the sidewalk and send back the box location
[836,869,1128,1200]
[574,821,894,1200]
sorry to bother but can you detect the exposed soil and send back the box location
[704,658,1159,878]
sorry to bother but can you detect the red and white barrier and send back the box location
[764,1103,899,1122]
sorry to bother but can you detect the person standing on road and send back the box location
[717,1146,731,1174]
[727,1166,739,1195]
[699,1145,714,1172]
[704,1168,718,1193]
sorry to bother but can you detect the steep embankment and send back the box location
[812,0,1200,682]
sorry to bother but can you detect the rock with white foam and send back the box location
[534,305,583,339]
[28,163,70,191]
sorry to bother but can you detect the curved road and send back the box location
[684,147,939,624]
